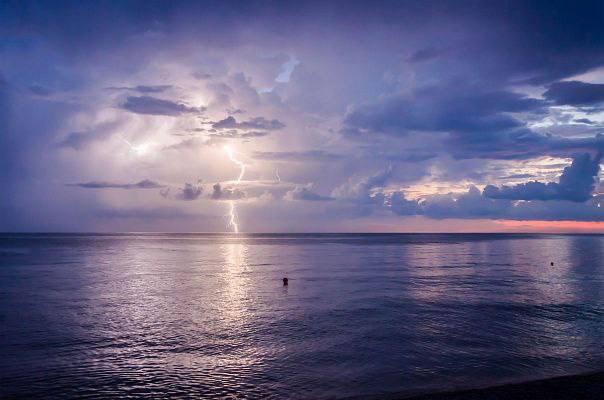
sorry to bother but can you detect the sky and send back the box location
[0,0,603,233]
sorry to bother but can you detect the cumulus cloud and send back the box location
[121,96,204,116]
[176,182,203,200]
[285,185,334,201]
[68,179,164,189]
[420,186,511,219]
[389,191,422,215]
[483,153,601,202]
[333,167,392,203]
[387,187,604,221]
[210,183,245,200]
[212,116,285,130]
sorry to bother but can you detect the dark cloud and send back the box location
[389,191,421,215]
[387,187,604,221]
[449,130,604,160]
[342,83,544,138]
[212,116,285,130]
[121,96,203,116]
[420,188,603,221]
[422,187,511,219]
[210,183,245,200]
[192,72,212,80]
[210,130,270,139]
[176,182,203,200]
[340,79,604,161]
[96,207,207,220]
[384,152,438,163]
[253,150,343,162]
[484,152,601,202]
[574,118,596,125]
[58,121,121,150]
[286,186,334,201]
[333,167,392,203]
[544,81,604,106]
[164,130,268,151]
[335,161,603,221]
[28,85,54,96]
[501,173,536,180]
[2,1,603,85]
[60,131,103,150]
[107,85,173,93]
[68,179,164,189]
[3,0,604,230]
[407,47,444,63]
[164,138,206,151]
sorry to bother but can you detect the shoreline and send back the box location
[391,371,604,400]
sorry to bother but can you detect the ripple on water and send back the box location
[0,233,602,399]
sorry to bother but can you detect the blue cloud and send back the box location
[484,153,601,202]
[121,96,203,116]
[544,81,604,106]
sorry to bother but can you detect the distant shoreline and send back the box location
[390,371,604,400]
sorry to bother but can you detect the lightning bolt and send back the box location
[228,201,239,233]
[121,136,137,152]
[121,136,150,156]
[224,146,245,233]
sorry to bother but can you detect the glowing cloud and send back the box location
[121,137,153,156]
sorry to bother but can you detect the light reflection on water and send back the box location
[0,233,602,399]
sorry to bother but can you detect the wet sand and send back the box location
[398,372,604,400]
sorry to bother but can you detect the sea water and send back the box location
[0,233,602,399]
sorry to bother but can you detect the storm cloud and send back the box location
[286,186,334,201]
[212,116,285,131]
[544,81,604,106]
[484,153,601,202]
[253,150,344,162]
[68,179,164,189]
[210,183,245,200]
[2,0,604,231]
[176,182,203,201]
[107,85,173,94]
[121,96,204,116]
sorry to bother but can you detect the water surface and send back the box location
[0,233,602,398]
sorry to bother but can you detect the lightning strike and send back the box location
[225,146,245,183]
[121,136,151,156]
[228,201,239,233]
[224,146,245,233]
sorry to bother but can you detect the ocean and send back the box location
[0,233,602,399]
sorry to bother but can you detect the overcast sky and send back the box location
[1,0,603,232]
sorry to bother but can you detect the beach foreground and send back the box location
[395,372,604,400]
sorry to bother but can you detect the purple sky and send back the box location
[0,0,603,232]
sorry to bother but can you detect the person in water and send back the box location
[283,277,288,286]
